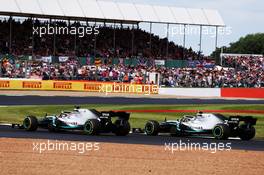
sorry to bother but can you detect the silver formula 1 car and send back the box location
[144,112,257,140]
[21,107,131,136]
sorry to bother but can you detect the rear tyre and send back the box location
[145,120,159,136]
[84,119,101,135]
[23,116,38,131]
[114,120,131,136]
[238,124,256,141]
[213,124,230,140]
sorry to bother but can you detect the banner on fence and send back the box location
[0,79,159,95]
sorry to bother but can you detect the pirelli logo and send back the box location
[0,81,10,88]
[22,81,42,89]
[84,83,101,92]
[53,82,72,89]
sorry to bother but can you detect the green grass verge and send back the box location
[0,104,263,139]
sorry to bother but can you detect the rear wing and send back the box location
[100,111,130,120]
[228,116,257,125]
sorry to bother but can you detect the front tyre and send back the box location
[84,119,101,135]
[23,116,38,131]
[114,120,131,136]
[213,124,230,140]
[145,120,159,136]
[238,124,256,141]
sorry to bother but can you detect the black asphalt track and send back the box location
[0,125,263,151]
[0,95,264,105]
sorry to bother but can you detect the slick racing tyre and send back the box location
[23,116,38,131]
[114,120,131,136]
[145,120,159,136]
[213,124,230,140]
[238,124,256,141]
[84,119,101,135]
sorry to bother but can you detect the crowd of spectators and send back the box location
[163,55,264,87]
[1,55,263,88]
[223,55,263,71]
[0,18,197,59]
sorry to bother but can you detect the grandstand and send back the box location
[0,0,224,57]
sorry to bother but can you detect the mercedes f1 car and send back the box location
[144,112,257,140]
[21,107,131,136]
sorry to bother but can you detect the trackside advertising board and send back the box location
[0,79,159,95]
[159,88,264,99]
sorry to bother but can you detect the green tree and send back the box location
[211,33,264,63]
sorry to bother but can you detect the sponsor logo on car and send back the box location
[102,113,110,117]
[191,126,203,130]
[65,121,78,125]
